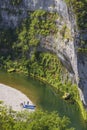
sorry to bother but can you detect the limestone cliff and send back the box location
[0,0,87,107]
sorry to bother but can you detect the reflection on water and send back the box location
[0,71,87,130]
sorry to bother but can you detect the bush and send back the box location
[65,0,87,30]
[0,106,75,130]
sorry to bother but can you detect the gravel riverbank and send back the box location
[0,83,34,112]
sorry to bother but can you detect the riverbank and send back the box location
[0,83,34,112]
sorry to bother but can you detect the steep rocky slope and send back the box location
[0,0,87,107]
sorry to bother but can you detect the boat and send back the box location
[23,104,36,109]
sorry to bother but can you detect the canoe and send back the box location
[23,105,36,109]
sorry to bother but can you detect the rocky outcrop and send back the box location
[0,0,87,107]
[0,0,69,27]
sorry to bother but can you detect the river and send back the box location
[0,71,87,130]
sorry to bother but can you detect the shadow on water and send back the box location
[0,71,87,130]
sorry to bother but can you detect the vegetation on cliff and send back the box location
[65,0,87,30]
[10,0,22,5]
[0,10,58,66]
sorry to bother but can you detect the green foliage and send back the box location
[0,10,58,72]
[0,49,79,102]
[0,106,75,130]
[0,106,15,130]
[65,0,87,30]
[16,10,58,54]
[25,52,78,102]
[0,100,3,104]
[78,48,87,53]
[30,10,58,36]
[3,57,29,74]
[59,24,72,41]
[10,0,22,5]
[6,10,58,59]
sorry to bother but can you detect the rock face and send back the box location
[0,0,87,107]
[0,0,69,27]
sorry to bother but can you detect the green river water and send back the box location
[0,71,87,130]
